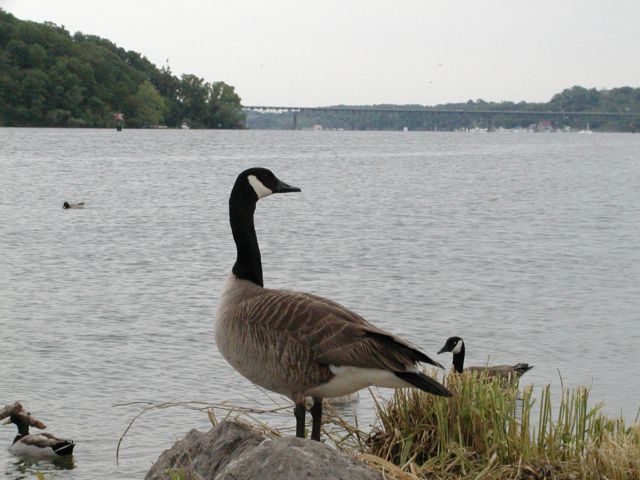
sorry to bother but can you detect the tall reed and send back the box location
[359,372,639,479]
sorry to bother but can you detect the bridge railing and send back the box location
[243,105,637,118]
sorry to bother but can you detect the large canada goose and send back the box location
[437,336,533,379]
[215,168,451,441]
[1,402,75,458]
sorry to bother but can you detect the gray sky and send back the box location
[2,0,639,106]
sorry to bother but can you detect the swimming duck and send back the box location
[63,201,84,209]
[1,402,75,458]
[438,336,533,379]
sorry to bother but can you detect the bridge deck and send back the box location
[243,105,637,117]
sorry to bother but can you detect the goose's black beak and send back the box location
[437,346,448,355]
[274,179,301,194]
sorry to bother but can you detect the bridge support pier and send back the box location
[292,112,297,130]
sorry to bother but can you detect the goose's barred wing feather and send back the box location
[240,289,442,371]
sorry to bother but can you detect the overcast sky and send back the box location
[2,0,639,106]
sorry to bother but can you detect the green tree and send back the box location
[129,80,167,127]
[0,8,244,128]
[208,81,244,128]
[177,74,209,127]
[550,86,601,111]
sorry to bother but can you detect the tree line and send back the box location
[0,9,245,128]
[2,9,638,132]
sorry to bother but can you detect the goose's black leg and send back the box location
[294,403,306,438]
[310,397,323,441]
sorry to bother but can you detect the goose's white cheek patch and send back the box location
[248,175,272,199]
[452,340,463,354]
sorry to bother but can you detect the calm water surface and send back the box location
[1,129,639,479]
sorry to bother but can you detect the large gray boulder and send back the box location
[145,421,382,480]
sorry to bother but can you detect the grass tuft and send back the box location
[351,372,639,479]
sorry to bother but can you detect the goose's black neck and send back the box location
[452,343,465,373]
[229,186,263,287]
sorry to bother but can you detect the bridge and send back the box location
[243,105,638,131]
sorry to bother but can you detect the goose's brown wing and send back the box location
[467,365,527,379]
[250,289,442,371]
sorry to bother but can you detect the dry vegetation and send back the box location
[119,374,639,480]
[323,373,640,480]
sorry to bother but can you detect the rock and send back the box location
[145,420,382,480]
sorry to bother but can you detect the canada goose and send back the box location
[63,201,84,209]
[1,402,75,458]
[437,336,533,379]
[215,168,451,442]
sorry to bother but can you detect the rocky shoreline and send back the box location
[145,421,381,480]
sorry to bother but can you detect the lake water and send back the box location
[1,128,639,479]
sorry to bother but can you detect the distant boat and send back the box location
[578,122,593,134]
[180,123,190,130]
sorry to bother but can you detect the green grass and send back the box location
[332,372,640,479]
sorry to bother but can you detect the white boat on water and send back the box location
[578,122,593,134]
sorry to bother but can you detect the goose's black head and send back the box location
[63,201,70,209]
[231,168,301,205]
[438,336,465,355]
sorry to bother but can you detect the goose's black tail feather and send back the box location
[395,371,452,397]
[53,441,75,456]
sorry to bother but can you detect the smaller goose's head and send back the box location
[233,168,301,203]
[63,202,70,209]
[438,336,464,355]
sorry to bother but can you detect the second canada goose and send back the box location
[215,168,451,442]
[437,336,533,379]
[63,201,84,209]
[1,402,75,458]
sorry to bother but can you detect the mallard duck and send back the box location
[438,336,533,379]
[62,201,84,209]
[1,402,75,458]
